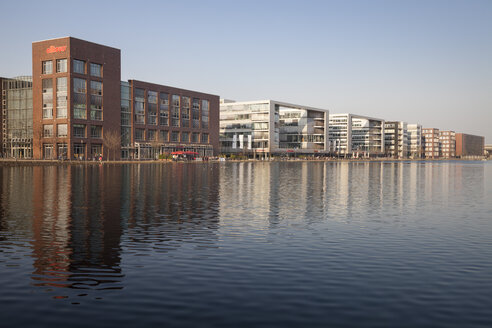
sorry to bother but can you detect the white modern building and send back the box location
[384,121,409,158]
[407,124,423,158]
[329,113,385,157]
[220,100,329,157]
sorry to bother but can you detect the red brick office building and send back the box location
[32,37,219,160]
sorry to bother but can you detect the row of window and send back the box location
[43,124,102,138]
[134,129,209,143]
[42,58,102,77]
[42,77,103,120]
[134,88,209,128]
[43,143,103,159]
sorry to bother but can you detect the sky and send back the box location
[1,0,491,142]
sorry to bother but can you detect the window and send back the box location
[43,144,54,159]
[159,93,169,126]
[192,98,200,128]
[201,100,209,129]
[181,132,189,142]
[91,144,102,157]
[201,133,209,143]
[73,124,85,138]
[57,143,68,159]
[160,130,168,142]
[73,59,86,74]
[171,131,179,142]
[56,59,67,73]
[148,91,157,125]
[43,125,53,137]
[42,61,52,74]
[172,95,180,127]
[192,132,199,143]
[91,125,102,138]
[57,124,68,137]
[56,77,67,118]
[135,129,145,141]
[90,81,103,120]
[90,63,102,77]
[73,78,87,119]
[135,88,145,125]
[147,129,156,141]
[42,79,53,119]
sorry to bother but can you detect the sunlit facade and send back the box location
[220,100,329,157]
[329,113,385,157]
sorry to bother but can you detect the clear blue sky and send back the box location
[1,0,491,142]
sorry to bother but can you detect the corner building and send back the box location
[32,37,219,160]
[32,37,121,160]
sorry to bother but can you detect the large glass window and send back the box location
[73,124,85,138]
[135,128,145,141]
[192,132,199,143]
[201,100,209,129]
[181,96,190,128]
[181,132,189,142]
[134,88,145,125]
[192,98,200,128]
[57,124,68,137]
[159,93,169,126]
[56,77,67,118]
[201,133,209,143]
[147,129,156,141]
[73,59,86,74]
[171,131,179,142]
[91,125,102,138]
[90,63,102,77]
[42,61,52,74]
[42,79,53,119]
[160,130,168,142]
[43,124,53,137]
[73,78,87,119]
[56,59,67,73]
[90,80,103,121]
[171,95,180,127]
[148,91,157,125]
[43,144,54,159]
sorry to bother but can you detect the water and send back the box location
[0,161,491,327]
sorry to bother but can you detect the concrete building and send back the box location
[220,100,329,157]
[384,121,408,158]
[1,76,33,158]
[439,130,456,158]
[456,133,484,158]
[423,128,440,159]
[407,124,423,158]
[329,113,385,157]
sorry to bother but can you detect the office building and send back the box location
[1,76,33,158]
[329,113,385,157]
[456,133,484,158]
[30,36,219,160]
[384,121,408,158]
[423,128,440,158]
[407,124,423,158]
[439,130,456,158]
[220,100,329,157]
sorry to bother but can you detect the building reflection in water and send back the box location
[0,163,221,299]
[219,161,486,229]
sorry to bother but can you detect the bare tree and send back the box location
[103,129,121,161]
[149,133,163,160]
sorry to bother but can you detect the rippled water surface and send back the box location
[1,161,492,327]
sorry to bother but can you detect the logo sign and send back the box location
[46,46,67,54]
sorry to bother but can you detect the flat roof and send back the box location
[220,99,329,113]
